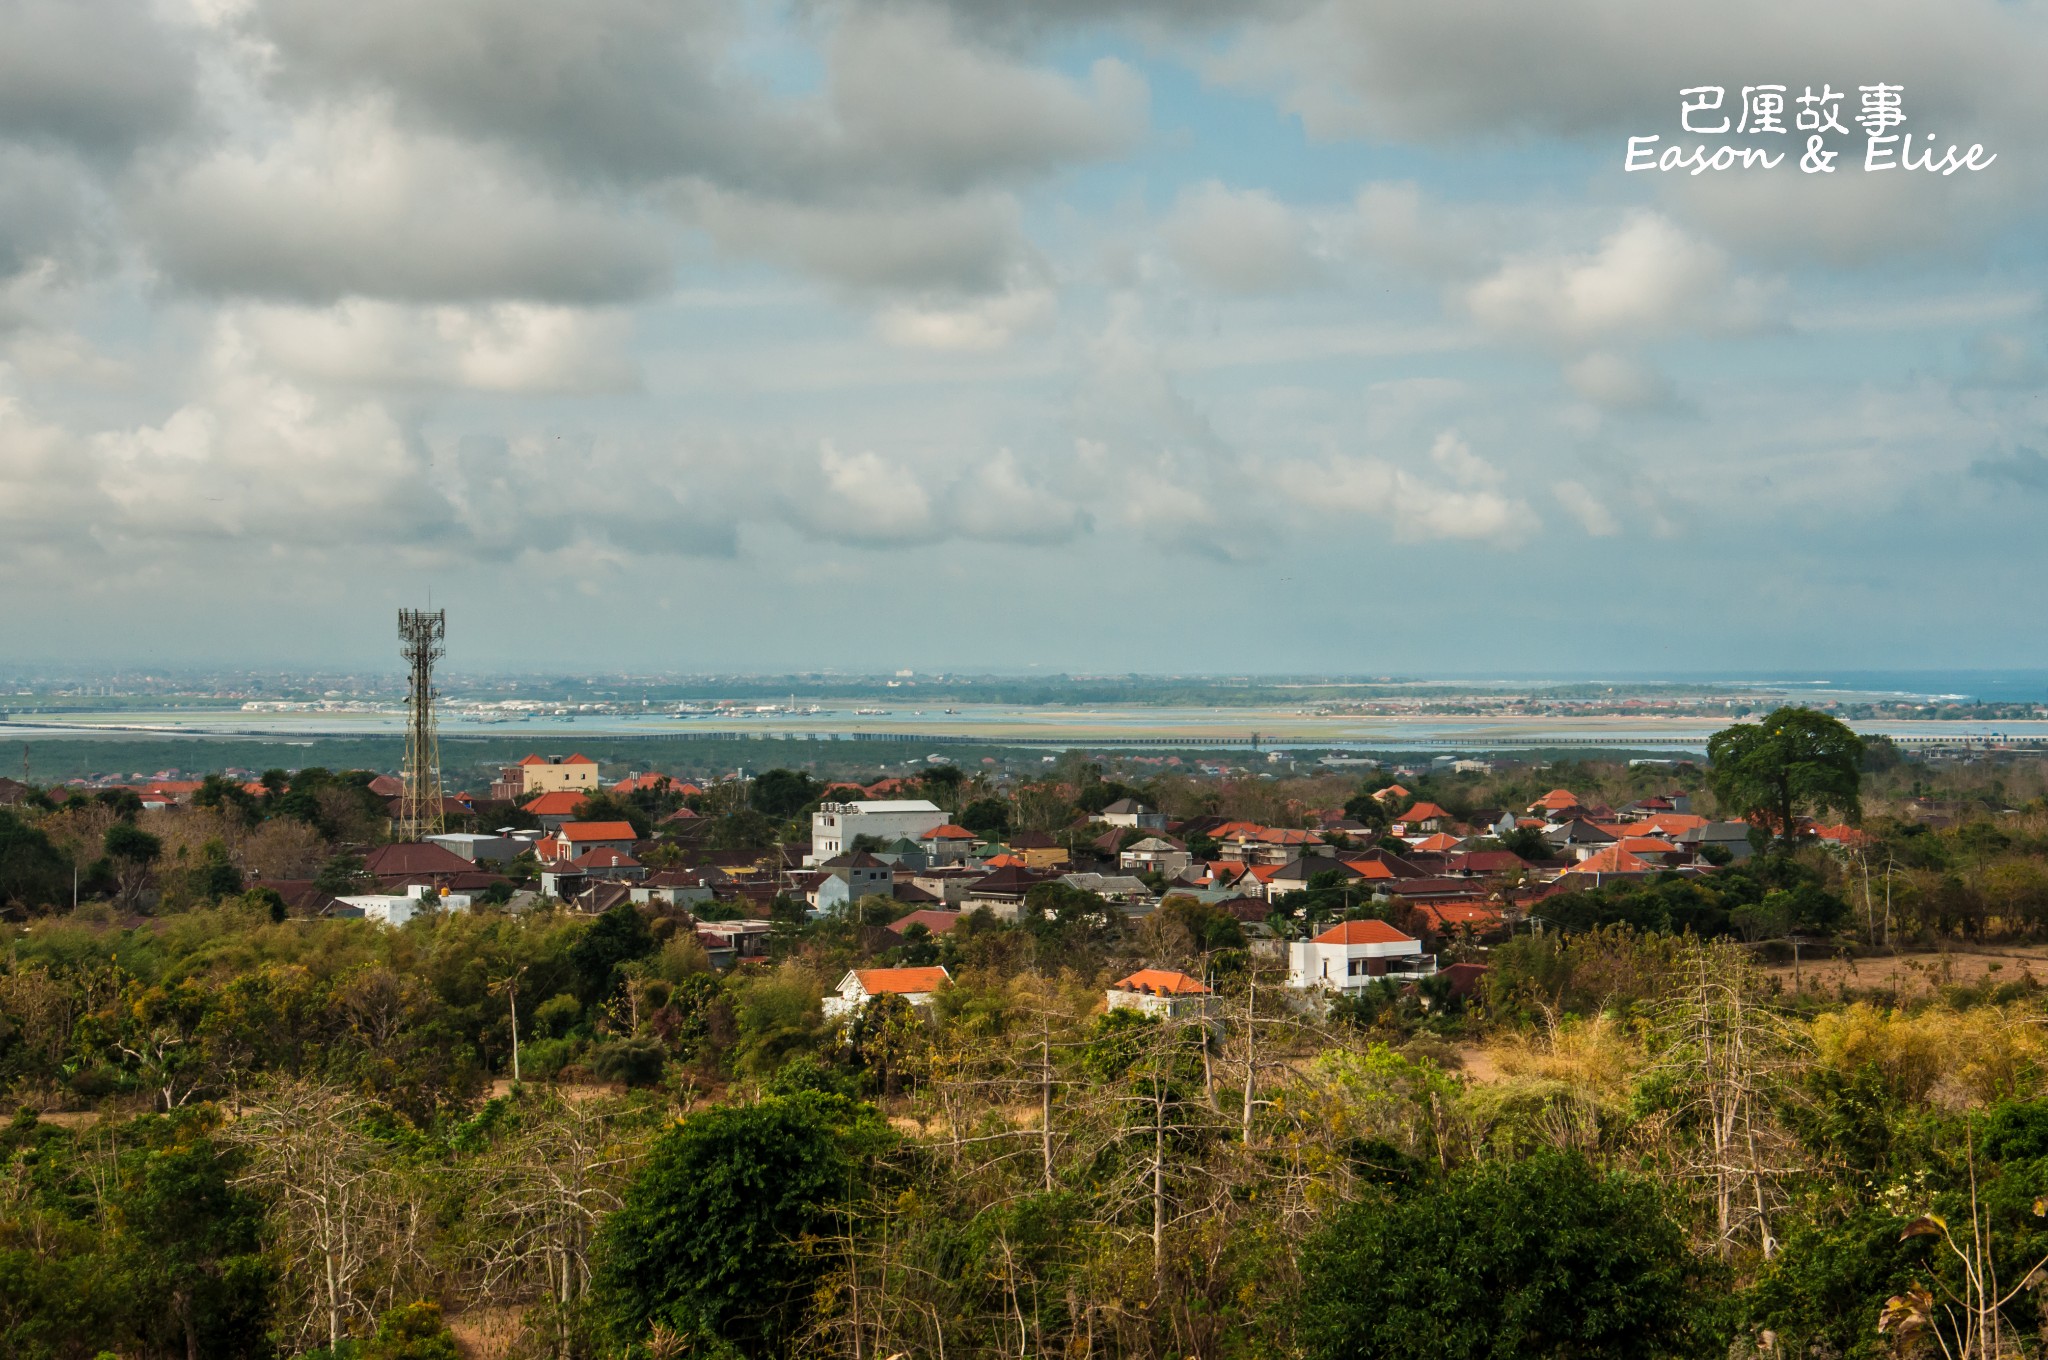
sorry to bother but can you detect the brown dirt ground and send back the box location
[1761,945,2048,999]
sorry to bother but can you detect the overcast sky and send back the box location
[0,0,2043,676]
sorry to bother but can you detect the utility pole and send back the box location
[490,965,529,1084]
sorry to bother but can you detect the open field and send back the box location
[1761,945,2048,998]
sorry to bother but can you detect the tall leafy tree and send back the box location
[590,1091,894,1354]
[1707,706,1864,843]
[1299,1150,1725,1360]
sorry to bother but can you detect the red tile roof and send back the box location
[887,909,963,936]
[1567,846,1654,875]
[524,790,590,815]
[854,966,951,996]
[560,821,637,842]
[1412,902,1505,931]
[919,823,977,841]
[1113,968,1212,997]
[572,847,642,869]
[1312,919,1418,946]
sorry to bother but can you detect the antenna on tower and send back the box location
[397,607,447,843]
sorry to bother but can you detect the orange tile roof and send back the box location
[1312,919,1418,946]
[1340,859,1397,880]
[1639,813,1709,836]
[1567,846,1654,875]
[919,823,977,840]
[1410,832,1462,852]
[888,909,963,935]
[1413,903,1504,930]
[854,966,951,996]
[1372,785,1410,802]
[518,754,547,765]
[564,753,597,764]
[560,821,637,842]
[1399,803,1452,823]
[982,853,1027,868]
[572,847,641,869]
[1531,789,1581,811]
[1114,968,1212,996]
[1245,864,1284,883]
[524,791,590,815]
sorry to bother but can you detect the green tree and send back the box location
[1299,1150,1725,1360]
[568,903,656,1005]
[107,1118,275,1360]
[590,1091,895,1354]
[750,769,823,821]
[104,821,162,911]
[360,1301,461,1360]
[0,809,69,913]
[1707,707,1864,843]
[958,797,1011,836]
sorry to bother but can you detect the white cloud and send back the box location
[686,185,1031,296]
[874,281,1056,351]
[949,449,1089,542]
[1279,432,1533,542]
[826,9,1147,192]
[1465,212,1767,345]
[1551,479,1621,536]
[228,301,638,393]
[807,442,935,545]
[136,103,674,303]
[1163,181,1320,293]
[1564,350,1672,410]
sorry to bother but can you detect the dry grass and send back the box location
[1763,946,2048,999]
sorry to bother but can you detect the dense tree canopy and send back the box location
[1708,706,1864,843]
[1300,1151,1726,1360]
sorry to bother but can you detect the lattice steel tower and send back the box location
[397,608,447,843]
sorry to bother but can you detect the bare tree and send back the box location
[465,1090,649,1360]
[226,1081,430,1352]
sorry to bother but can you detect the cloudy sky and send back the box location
[0,0,2044,675]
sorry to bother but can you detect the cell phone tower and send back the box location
[397,608,447,844]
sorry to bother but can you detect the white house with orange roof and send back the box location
[825,965,952,1018]
[1289,919,1436,992]
[1107,968,1216,1019]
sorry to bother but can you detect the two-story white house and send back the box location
[1288,919,1435,992]
[810,800,946,863]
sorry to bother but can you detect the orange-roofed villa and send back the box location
[1108,968,1216,1020]
[1288,918,1435,993]
[825,965,953,1018]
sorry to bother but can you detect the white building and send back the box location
[1287,919,1435,993]
[337,884,472,928]
[823,965,952,1018]
[1106,968,1215,1019]
[810,800,946,863]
